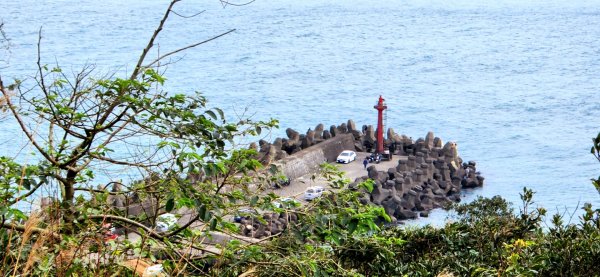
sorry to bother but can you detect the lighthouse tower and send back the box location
[374,95,387,154]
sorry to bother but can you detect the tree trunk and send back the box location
[62,169,77,234]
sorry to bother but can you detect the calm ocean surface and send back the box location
[2,0,600,224]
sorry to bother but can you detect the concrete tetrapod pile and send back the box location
[350,137,484,221]
[251,120,370,165]
[239,212,299,239]
[251,120,466,166]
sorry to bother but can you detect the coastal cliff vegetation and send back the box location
[1,2,600,276]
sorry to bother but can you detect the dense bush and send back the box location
[202,187,598,277]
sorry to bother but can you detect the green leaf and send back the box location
[22,178,31,190]
[206,110,217,120]
[250,195,259,206]
[203,211,212,222]
[165,198,175,212]
[198,205,207,219]
[227,195,236,204]
[348,219,358,234]
[225,125,237,132]
[359,179,375,193]
[214,107,224,119]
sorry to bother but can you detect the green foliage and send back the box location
[213,183,600,277]
[317,163,351,189]
[592,132,600,195]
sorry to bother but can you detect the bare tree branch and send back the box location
[143,29,236,69]
[219,0,257,7]
[0,222,61,239]
[87,214,164,239]
[171,9,205,18]
[8,180,46,205]
[0,78,63,168]
[131,0,180,80]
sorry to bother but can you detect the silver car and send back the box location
[336,150,357,164]
[303,186,325,201]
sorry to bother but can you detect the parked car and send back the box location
[303,186,325,201]
[233,208,257,223]
[336,150,357,164]
[273,197,301,208]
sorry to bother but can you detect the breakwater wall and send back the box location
[271,134,355,181]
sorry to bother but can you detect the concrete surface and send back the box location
[272,152,407,201]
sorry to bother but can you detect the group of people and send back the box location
[363,153,382,168]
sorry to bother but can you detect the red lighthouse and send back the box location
[374,95,387,154]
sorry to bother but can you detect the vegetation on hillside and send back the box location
[1,2,599,276]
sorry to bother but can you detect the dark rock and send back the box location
[371,181,392,205]
[359,195,370,205]
[306,129,315,144]
[354,141,365,152]
[417,196,434,211]
[300,136,311,149]
[425,131,435,149]
[396,208,417,220]
[416,152,425,164]
[384,180,395,189]
[253,224,266,238]
[258,139,268,147]
[365,125,376,144]
[407,155,416,169]
[347,119,357,132]
[314,123,324,139]
[286,128,300,140]
[448,194,461,202]
[330,125,337,137]
[397,159,408,172]
[367,166,380,180]
[289,213,298,222]
[387,167,397,179]
[433,137,443,148]
[394,179,404,193]
[249,142,258,151]
[433,189,445,196]
[338,123,348,133]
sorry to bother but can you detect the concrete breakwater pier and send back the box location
[105,119,484,240]
[253,119,484,222]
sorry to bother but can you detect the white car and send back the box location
[155,213,178,233]
[274,197,301,208]
[336,150,357,164]
[303,186,325,201]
